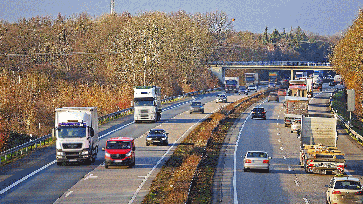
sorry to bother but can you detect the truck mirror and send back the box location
[102,147,105,151]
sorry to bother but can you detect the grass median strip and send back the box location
[142,92,268,204]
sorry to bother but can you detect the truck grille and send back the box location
[111,154,126,159]
[65,151,81,159]
[63,143,82,149]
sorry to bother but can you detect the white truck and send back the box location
[284,96,309,127]
[133,86,162,123]
[55,107,99,165]
[224,77,239,93]
[299,116,345,175]
[245,73,259,86]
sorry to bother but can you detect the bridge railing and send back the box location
[210,61,331,67]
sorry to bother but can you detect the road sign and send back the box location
[347,89,355,112]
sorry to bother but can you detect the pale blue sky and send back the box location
[0,0,362,35]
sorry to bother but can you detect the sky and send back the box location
[0,0,362,35]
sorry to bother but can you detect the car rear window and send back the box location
[247,152,267,158]
[253,108,264,112]
[334,181,362,189]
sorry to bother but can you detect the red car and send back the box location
[102,137,135,168]
[278,89,287,96]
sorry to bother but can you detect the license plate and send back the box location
[69,159,77,162]
[114,160,123,163]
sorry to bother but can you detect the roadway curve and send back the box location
[213,84,363,203]
[0,91,249,203]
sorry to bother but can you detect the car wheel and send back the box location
[105,164,109,169]
[57,162,63,166]
[164,141,168,146]
[146,142,150,146]
[291,130,293,133]
[243,168,247,172]
[129,158,135,167]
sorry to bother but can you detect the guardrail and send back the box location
[330,92,363,144]
[0,87,222,165]
[210,61,332,67]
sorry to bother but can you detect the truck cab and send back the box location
[102,137,135,168]
[133,86,162,123]
[55,107,99,165]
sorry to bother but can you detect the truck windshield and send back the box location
[57,127,86,138]
[134,98,154,106]
[106,141,131,149]
[226,80,237,85]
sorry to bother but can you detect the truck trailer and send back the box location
[133,86,162,123]
[299,116,345,175]
[283,96,309,127]
[55,107,99,165]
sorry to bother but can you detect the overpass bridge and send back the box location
[209,61,334,82]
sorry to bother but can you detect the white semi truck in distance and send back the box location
[55,107,99,165]
[133,86,162,123]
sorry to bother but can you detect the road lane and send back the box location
[53,93,247,204]
[215,85,363,203]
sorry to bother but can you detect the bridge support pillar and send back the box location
[210,66,225,83]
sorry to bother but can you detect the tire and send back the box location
[291,131,293,133]
[129,157,135,167]
[105,164,109,169]
[146,142,150,146]
[57,162,62,166]
[243,168,247,172]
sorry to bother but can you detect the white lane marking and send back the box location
[128,112,211,204]
[84,173,98,180]
[65,191,73,198]
[0,160,57,194]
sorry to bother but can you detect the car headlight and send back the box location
[81,150,89,155]
[147,137,152,140]
[105,152,110,157]
[162,137,167,140]
[126,151,132,157]
[57,151,64,156]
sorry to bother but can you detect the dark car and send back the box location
[239,86,248,95]
[190,101,204,114]
[251,107,266,119]
[146,129,169,146]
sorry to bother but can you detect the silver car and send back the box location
[326,176,363,204]
[243,151,271,172]
[190,101,204,114]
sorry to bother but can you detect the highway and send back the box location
[213,84,363,203]
[0,90,248,203]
